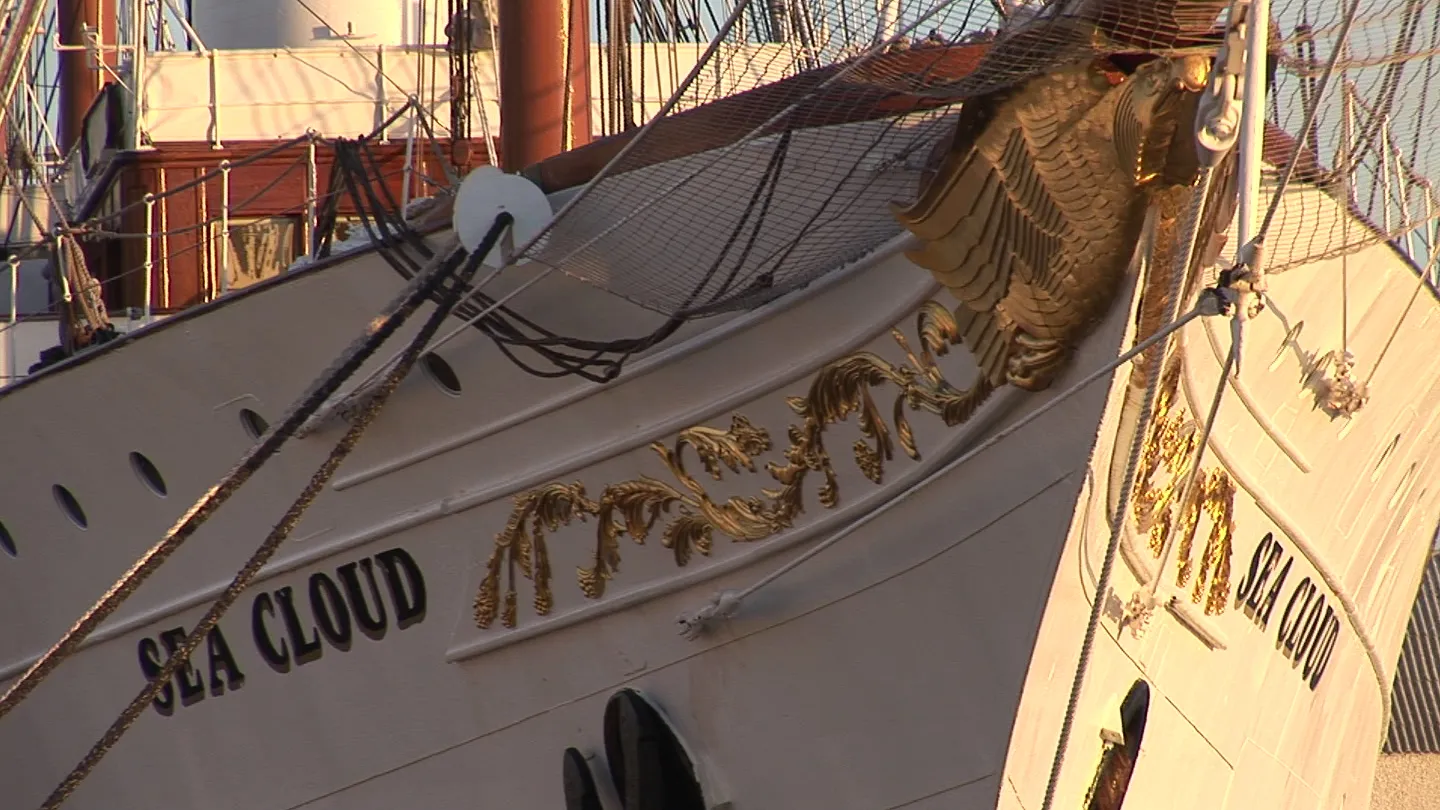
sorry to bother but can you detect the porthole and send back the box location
[422,352,462,396]
[130,452,168,497]
[1269,321,1304,372]
[0,521,15,557]
[1372,434,1402,482]
[1389,463,1419,511]
[239,408,270,439]
[53,485,89,530]
[1084,680,1149,810]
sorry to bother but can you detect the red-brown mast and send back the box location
[56,0,115,152]
[497,0,591,173]
[567,0,593,152]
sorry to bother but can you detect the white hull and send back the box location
[0,179,1437,810]
[1008,189,1440,809]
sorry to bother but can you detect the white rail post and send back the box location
[1387,128,1414,259]
[1427,190,1437,286]
[219,159,232,294]
[199,176,215,297]
[401,102,416,214]
[158,167,171,307]
[208,49,222,148]
[1344,85,1358,206]
[142,193,155,322]
[875,0,900,45]
[1398,164,1416,261]
[305,133,318,257]
[6,254,18,381]
[131,0,148,149]
[1380,116,1393,240]
[377,44,390,144]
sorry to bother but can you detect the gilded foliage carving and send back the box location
[1130,359,1235,615]
[474,301,995,629]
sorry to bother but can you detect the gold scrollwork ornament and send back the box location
[1129,360,1234,615]
[474,301,996,629]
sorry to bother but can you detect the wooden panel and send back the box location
[99,138,497,310]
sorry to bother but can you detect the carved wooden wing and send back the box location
[892,59,1154,382]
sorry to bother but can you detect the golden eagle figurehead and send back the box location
[891,47,1220,393]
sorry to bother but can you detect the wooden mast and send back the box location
[497,0,591,173]
[56,0,115,152]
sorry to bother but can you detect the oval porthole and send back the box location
[1389,463,1419,511]
[1269,321,1304,372]
[422,352,462,396]
[0,521,15,557]
[239,408,270,439]
[53,485,89,530]
[1372,434,1402,482]
[1085,680,1150,810]
[130,452,168,497]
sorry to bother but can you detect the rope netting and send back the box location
[511,0,1242,319]
[1264,0,1440,276]
[527,0,1014,318]
[513,0,1440,322]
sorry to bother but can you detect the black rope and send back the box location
[28,216,515,810]
[317,61,953,385]
[316,117,799,383]
[0,215,510,732]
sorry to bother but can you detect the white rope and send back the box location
[676,294,1222,640]
[1037,166,1224,810]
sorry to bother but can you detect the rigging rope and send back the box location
[0,215,512,727]
[1037,164,1224,810]
[33,216,515,810]
[1362,226,1440,389]
[1255,0,1365,245]
[316,79,938,428]
[300,0,970,406]
[1042,1,1367,802]
[310,81,854,424]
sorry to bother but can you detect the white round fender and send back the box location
[452,165,554,268]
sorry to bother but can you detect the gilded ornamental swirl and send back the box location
[473,301,994,629]
[1129,357,1235,615]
